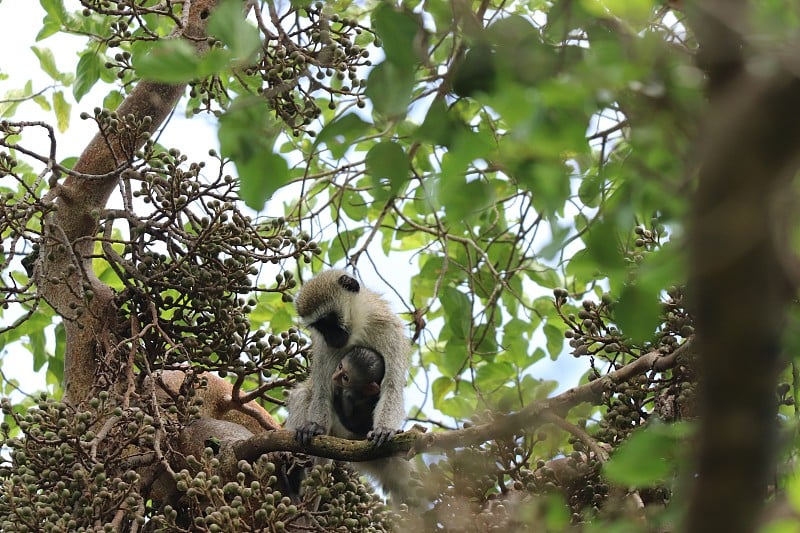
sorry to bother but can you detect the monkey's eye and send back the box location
[342,374,349,383]
[338,362,343,370]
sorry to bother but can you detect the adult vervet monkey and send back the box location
[285,270,415,503]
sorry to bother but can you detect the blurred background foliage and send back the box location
[2,0,800,530]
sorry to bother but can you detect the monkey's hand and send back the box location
[294,422,325,445]
[367,426,402,447]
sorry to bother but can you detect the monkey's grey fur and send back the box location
[285,269,415,504]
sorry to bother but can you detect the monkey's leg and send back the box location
[358,457,418,507]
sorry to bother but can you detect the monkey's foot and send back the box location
[294,422,325,445]
[367,426,402,447]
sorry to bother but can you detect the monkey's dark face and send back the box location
[310,311,350,348]
[296,270,362,349]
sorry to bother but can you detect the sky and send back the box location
[0,1,589,417]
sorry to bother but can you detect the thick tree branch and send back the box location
[686,0,747,95]
[686,6,800,530]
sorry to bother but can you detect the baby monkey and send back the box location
[331,346,385,438]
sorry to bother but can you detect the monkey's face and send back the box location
[332,360,350,387]
[309,311,350,348]
[296,270,361,349]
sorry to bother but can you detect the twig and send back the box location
[540,411,609,462]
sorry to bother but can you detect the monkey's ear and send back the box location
[332,368,344,386]
[337,274,360,293]
[362,382,380,396]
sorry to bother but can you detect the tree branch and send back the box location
[232,341,690,463]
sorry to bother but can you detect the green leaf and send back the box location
[28,329,47,372]
[31,46,61,81]
[473,322,499,354]
[372,4,421,70]
[441,128,495,183]
[0,310,52,349]
[53,91,70,132]
[439,178,493,224]
[327,228,364,265]
[132,40,201,83]
[543,322,564,360]
[414,256,444,301]
[37,19,62,41]
[581,0,655,27]
[50,322,65,384]
[527,261,561,289]
[566,248,602,283]
[341,189,368,221]
[315,113,371,159]
[521,375,558,402]
[502,318,535,367]
[436,127,496,221]
[39,0,67,24]
[604,421,691,487]
[1,99,21,119]
[614,282,661,342]
[578,171,605,207]
[33,95,51,112]
[238,152,289,210]
[437,383,477,419]
[584,218,625,273]
[761,520,800,533]
[785,466,800,517]
[103,90,124,111]
[441,286,471,340]
[74,50,103,102]
[414,98,460,147]
[270,305,295,333]
[440,339,467,378]
[365,141,408,199]
[487,16,563,88]
[249,297,293,332]
[475,362,515,391]
[438,393,476,419]
[452,42,495,97]
[431,376,454,406]
[218,99,288,210]
[512,159,571,217]
[538,223,571,262]
[208,0,261,64]
[365,61,414,119]
[197,48,235,76]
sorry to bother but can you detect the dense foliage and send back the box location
[2,0,800,531]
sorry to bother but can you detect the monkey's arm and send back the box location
[367,347,408,446]
[285,381,323,444]
[286,362,336,444]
